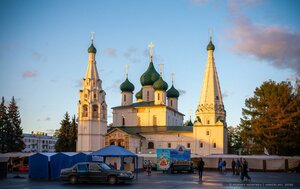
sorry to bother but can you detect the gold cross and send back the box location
[148,42,155,58]
[159,63,164,76]
[125,64,129,78]
[91,32,95,43]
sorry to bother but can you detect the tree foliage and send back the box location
[239,80,300,155]
[227,126,242,154]
[0,97,25,153]
[55,112,77,152]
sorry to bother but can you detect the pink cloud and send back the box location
[228,2,300,75]
[22,70,37,79]
[104,48,117,58]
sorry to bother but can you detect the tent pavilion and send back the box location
[89,145,139,178]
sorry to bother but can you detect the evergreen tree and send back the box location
[239,80,300,155]
[7,96,25,152]
[227,126,242,154]
[55,112,71,152]
[0,97,9,152]
[69,115,78,151]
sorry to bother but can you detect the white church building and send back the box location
[77,34,227,155]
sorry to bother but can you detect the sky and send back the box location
[0,0,299,134]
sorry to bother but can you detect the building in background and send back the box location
[22,132,57,153]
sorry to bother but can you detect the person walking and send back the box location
[241,159,251,182]
[223,160,227,174]
[218,159,223,174]
[146,161,152,176]
[236,159,241,175]
[231,159,236,175]
[197,158,205,180]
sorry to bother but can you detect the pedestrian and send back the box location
[218,159,223,174]
[231,159,236,175]
[241,159,251,182]
[223,160,227,174]
[146,161,152,176]
[236,159,241,175]
[197,158,205,180]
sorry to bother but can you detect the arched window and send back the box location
[123,94,126,102]
[82,105,88,117]
[207,120,210,124]
[213,142,217,148]
[94,94,96,99]
[170,100,173,106]
[153,115,157,126]
[158,93,160,101]
[122,116,125,126]
[148,142,154,149]
[92,105,98,118]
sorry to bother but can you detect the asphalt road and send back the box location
[1,171,300,189]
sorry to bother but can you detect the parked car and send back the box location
[60,162,134,185]
[170,161,193,174]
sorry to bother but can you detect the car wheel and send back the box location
[69,175,77,184]
[108,175,117,185]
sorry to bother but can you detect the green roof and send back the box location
[167,84,180,98]
[135,88,143,99]
[88,43,97,53]
[120,78,135,92]
[153,76,168,91]
[207,39,215,51]
[140,62,160,86]
[108,126,193,135]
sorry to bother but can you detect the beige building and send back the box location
[106,37,227,155]
[75,34,227,155]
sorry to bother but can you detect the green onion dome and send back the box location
[153,76,168,91]
[120,78,135,92]
[140,62,160,86]
[207,39,215,51]
[167,85,180,98]
[135,88,143,99]
[88,43,97,53]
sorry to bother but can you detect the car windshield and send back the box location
[99,162,112,170]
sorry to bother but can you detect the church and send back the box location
[77,34,227,156]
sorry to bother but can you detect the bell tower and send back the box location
[193,33,227,155]
[77,33,107,152]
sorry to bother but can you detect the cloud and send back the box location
[45,117,51,121]
[222,90,234,99]
[32,51,47,62]
[37,117,51,122]
[178,89,186,96]
[104,48,117,58]
[74,80,82,88]
[124,48,141,64]
[228,1,300,75]
[22,70,37,79]
[106,79,123,91]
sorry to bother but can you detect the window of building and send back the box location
[153,115,157,126]
[213,142,217,148]
[84,94,88,99]
[82,105,88,117]
[170,100,173,106]
[206,130,210,135]
[124,94,126,102]
[187,143,191,148]
[216,96,219,100]
[168,143,171,148]
[102,105,106,119]
[200,142,203,148]
[122,116,125,126]
[148,142,154,149]
[94,94,96,99]
[207,120,210,124]
[158,93,160,101]
[147,91,150,101]
[92,105,98,118]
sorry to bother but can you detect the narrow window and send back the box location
[94,94,96,99]
[122,116,125,126]
[147,91,150,101]
[158,93,160,100]
[187,143,191,148]
[206,130,210,135]
[213,142,217,148]
[137,116,141,126]
[92,105,98,118]
[168,143,171,148]
[200,142,203,148]
[170,100,173,106]
[82,105,88,117]
[207,120,210,124]
[124,94,126,102]
[216,96,219,100]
